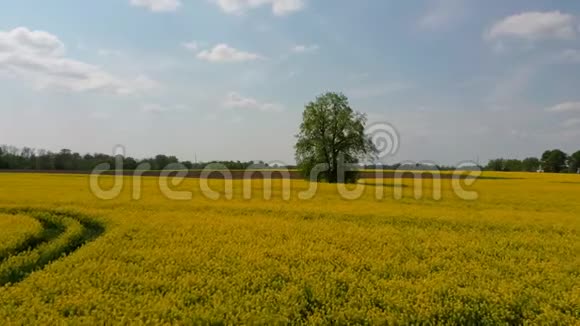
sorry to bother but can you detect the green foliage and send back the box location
[522,157,540,172]
[0,145,261,172]
[486,151,575,174]
[295,92,376,183]
[541,149,568,173]
[503,159,523,172]
[487,158,535,172]
[486,159,505,171]
[568,151,580,173]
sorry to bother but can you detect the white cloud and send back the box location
[197,44,263,63]
[213,0,305,16]
[129,0,180,12]
[0,27,65,56]
[133,75,160,90]
[142,103,171,114]
[485,11,577,42]
[182,41,199,52]
[491,41,508,54]
[545,101,580,113]
[562,118,580,128]
[419,0,466,29]
[554,49,580,63]
[292,44,319,53]
[347,82,412,99]
[223,92,284,112]
[0,27,157,94]
[142,103,189,114]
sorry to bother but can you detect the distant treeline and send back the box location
[0,145,276,171]
[486,149,580,173]
[0,145,477,172]
[362,163,480,171]
[2,145,579,173]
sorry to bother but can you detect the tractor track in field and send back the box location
[0,208,105,286]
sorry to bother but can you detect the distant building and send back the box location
[537,165,544,173]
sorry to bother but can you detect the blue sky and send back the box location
[1,0,580,165]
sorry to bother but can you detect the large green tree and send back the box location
[541,149,568,173]
[568,150,580,173]
[295,92,376,183]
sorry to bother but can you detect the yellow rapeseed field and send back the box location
[0,213,43,260]
[0,172,578,324]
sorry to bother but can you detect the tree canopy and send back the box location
[295,92,377,183]
[486,150,579,173]
[568,151,580,173]
[522,157,541,172]
[0,145,263,171]
[541,149,568,173]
